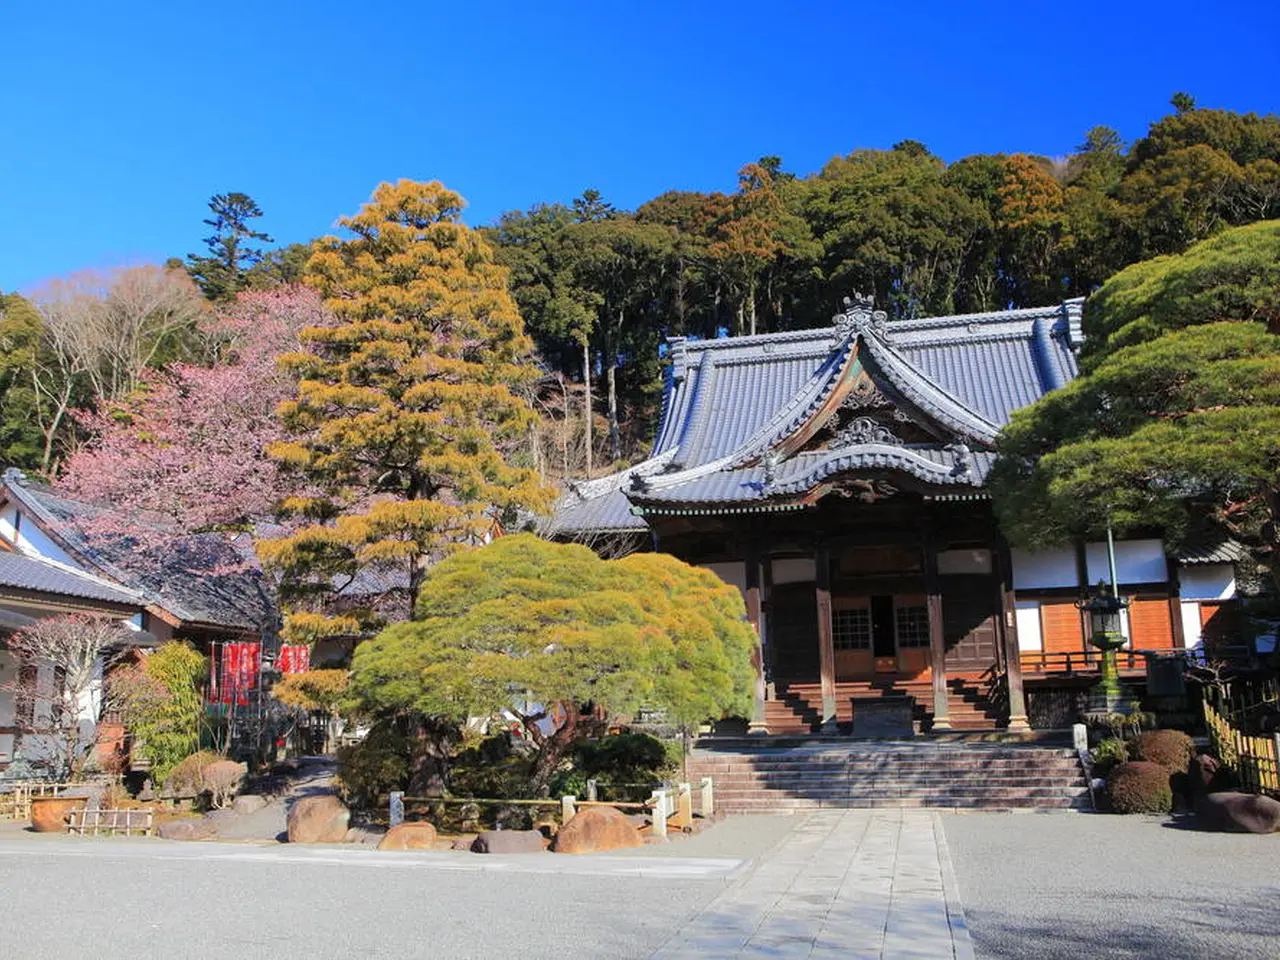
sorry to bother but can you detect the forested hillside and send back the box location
[484,98,1280,471]
[1,96,1277,484]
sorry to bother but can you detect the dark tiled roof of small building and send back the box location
[550,297,1083,535]
[1,471,274,632]
[0,551,144,606]
[1176,532,1248,565]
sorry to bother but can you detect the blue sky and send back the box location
[2,0,1277,292]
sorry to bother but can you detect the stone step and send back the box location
[716,796,1088,812]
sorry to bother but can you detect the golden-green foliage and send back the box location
[114,642,206,783]
[257,180,555,639]
[270,669,350,715]
[348,534,756,728]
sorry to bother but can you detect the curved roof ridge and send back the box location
[860,334,1001,445]
[566,449,678,501]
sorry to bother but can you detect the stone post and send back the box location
[561,795,577,822]
[700,776,714,818]
[389,791,404,828]
[650,789,668,839]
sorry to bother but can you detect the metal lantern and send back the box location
[1081,581,1127,646]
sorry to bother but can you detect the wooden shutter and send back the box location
[1040,600,1083,653]
[1129,597,1174,649]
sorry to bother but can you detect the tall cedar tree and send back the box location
[989,220,1280,588]
[257,180,554,643]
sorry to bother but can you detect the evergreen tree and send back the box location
[186,192,274,301]
[256,180,554,643]
[990,220,1280,588]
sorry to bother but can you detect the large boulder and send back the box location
[158,817,220,841]
[377,822,438,851]
[287,795,350,843]
[470,829,546,854]
[552,805,643,854]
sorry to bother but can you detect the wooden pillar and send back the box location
[1166,553,1186,649]
[815,543,838,732]
[762,553,775,700]
[745,544,767,735]
[996,540,1029,731]
[924,533,951,731]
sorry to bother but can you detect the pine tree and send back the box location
[257,180,554,643]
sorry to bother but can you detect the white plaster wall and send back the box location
[1011,546,1077,589]
[1015,601,1043,651]
[772,558,816,585]
[5,504,81,569]
[1180,601,1204,649]
[1086,539,1167,586]
[1179,564,1236,601]
[701,561,747,598]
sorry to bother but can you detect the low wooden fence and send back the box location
[388,778,714,840]
[1203,697,1280,797]
[67,808,155,837]
[0,782,71,821]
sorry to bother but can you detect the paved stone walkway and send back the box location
[651,810,974,960]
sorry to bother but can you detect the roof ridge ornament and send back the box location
[833,292,888,340]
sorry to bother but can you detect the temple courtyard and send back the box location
[1,811,1277,959]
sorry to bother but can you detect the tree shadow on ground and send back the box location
[965,889,1280,960]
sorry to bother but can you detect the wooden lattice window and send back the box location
[895,605,930,648]
[833,609,872,650]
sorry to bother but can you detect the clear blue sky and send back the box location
[2,0,1277,292]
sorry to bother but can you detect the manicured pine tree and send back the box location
[257,180,555,643]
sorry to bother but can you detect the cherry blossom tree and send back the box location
[57,286,332,539]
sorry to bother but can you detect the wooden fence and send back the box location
[1203,697,1280,797]
[67,808,155,837]
[0,782,71,821]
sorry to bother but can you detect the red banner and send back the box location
[278,645,310,675]
[218,642,261,705]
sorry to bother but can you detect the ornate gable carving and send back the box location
[832,292,888,340]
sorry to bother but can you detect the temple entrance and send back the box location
[769,583,820,680]
[942,575,1000,669]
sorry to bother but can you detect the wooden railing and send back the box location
[1203,696,1280,797]
[1020,646,1253,677]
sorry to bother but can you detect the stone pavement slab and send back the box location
[651,810,973,960]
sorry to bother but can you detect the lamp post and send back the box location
[1080,581,1129,711]
[1079,520,1131,713]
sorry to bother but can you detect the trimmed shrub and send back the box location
[1129,730,1196,772]
[1090,737,1129,776]
[335,721,414,811]
[167,750,225,796]
[1106,761,1173,814]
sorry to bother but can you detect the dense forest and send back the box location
[1,95,1278,482]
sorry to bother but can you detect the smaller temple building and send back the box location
[551,296,1243,733]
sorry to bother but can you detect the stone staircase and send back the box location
[766,677,1003,734]
[686,741,1089,814]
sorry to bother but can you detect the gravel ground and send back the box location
[941,811,1280,960]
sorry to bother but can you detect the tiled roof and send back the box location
[2,471,274,632]
[0,551,144,606]
[550,296,1084,535]
[1176,532,1248,565]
